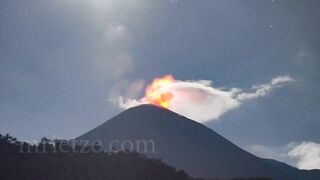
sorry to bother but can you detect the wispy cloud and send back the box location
[117,75,294,123]
[236,76,294,101]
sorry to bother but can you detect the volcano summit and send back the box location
[78,104,319,179]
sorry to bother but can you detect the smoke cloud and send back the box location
[118,75,294,123]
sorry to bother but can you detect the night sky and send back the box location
[1,0,319,169]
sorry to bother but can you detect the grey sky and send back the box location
[1,0,319,168]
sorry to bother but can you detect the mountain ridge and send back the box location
[78,104,320,179]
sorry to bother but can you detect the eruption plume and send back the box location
[145,75,174,108]
[117,75,293,123]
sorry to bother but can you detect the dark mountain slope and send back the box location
[78,104,319,179]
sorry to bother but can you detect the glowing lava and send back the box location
[145,75,175,108]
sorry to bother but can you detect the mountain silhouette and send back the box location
[78,104,320,179]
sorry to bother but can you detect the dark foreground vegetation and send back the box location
[0,133,192,180]
[0,133,269,180]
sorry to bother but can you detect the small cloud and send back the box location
[287,141,320,170]
[246,142,320,170]
[117,75,294,123]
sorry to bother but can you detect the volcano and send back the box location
[77,104,319,179]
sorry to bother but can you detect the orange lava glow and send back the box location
[145,75,175,108]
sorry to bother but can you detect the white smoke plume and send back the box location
[118,75,294,123]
